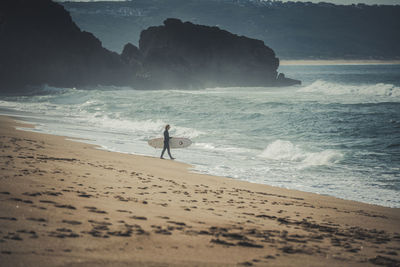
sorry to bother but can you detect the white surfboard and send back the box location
[148,137,192,149]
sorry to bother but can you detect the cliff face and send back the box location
[138,18,294,88]
[0,0,132,93]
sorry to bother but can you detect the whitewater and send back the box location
[1,64,399,207]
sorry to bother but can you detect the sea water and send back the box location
[1,64,399,207]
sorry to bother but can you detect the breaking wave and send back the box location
[259,140,343,167]
[298,80,400,100]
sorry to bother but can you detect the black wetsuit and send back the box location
[161,129,173,159]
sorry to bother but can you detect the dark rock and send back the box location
[121,43,143,70]
[139,18,299,89]
[277,73,301,87]
[0,0,300,93]
[0,0,133,94]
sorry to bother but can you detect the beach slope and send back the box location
[0,116,399,266]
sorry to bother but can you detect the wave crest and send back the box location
[76,115,203,139]
[298,80,400,98]
[259,140,343,167]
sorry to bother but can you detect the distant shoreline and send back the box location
[280,59,400,66]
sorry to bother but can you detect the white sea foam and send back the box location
[0,100,56,114]
[259,140,343,167]
[0,98,203,139]
[71,115,204,139]
[301,149,343,167]
[259,140,304,161]
[298,80,400,99]
[193,142,255,154]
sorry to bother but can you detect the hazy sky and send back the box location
[59,0,400,4]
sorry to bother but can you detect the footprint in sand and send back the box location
[152,225,172,235]
[3,232,23,241]
[39,200,57,204]
[84,206,107,214]
[23,192,42,197]
[49,228,80,238]
[0,217,17,221]
[62,220,82,225]
[9,197,33,204]
[27,217,47,222]
[116,210,132,214]
[17,230,38,239]
[54,204,76,210]
[77,193,92,198]
[130,216,147,221]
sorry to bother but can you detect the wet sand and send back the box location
[0,115,399,266]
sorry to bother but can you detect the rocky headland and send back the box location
[133,18,300,88]
[0,0,134,94]
[0,0,300,94]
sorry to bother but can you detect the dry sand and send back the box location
[0,115,399,266]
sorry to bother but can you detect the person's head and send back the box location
[165,124,170,130]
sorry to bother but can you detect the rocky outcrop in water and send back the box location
[0,0,299,94]
[138,18,300,88]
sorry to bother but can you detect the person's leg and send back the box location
[167,144,174,159]
[160,145,167,159]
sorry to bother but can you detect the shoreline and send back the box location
[280,59,400,66]
[2,112,400,209]
[6,110,396,209]
[1,115,400,266]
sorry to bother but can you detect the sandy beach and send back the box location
[0,115,399,266]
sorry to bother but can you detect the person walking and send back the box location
[160,124,175,160]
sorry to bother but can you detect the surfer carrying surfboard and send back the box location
[148,128,192,152]
[160,124,175,160]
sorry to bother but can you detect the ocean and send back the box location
[1,64,399,207]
